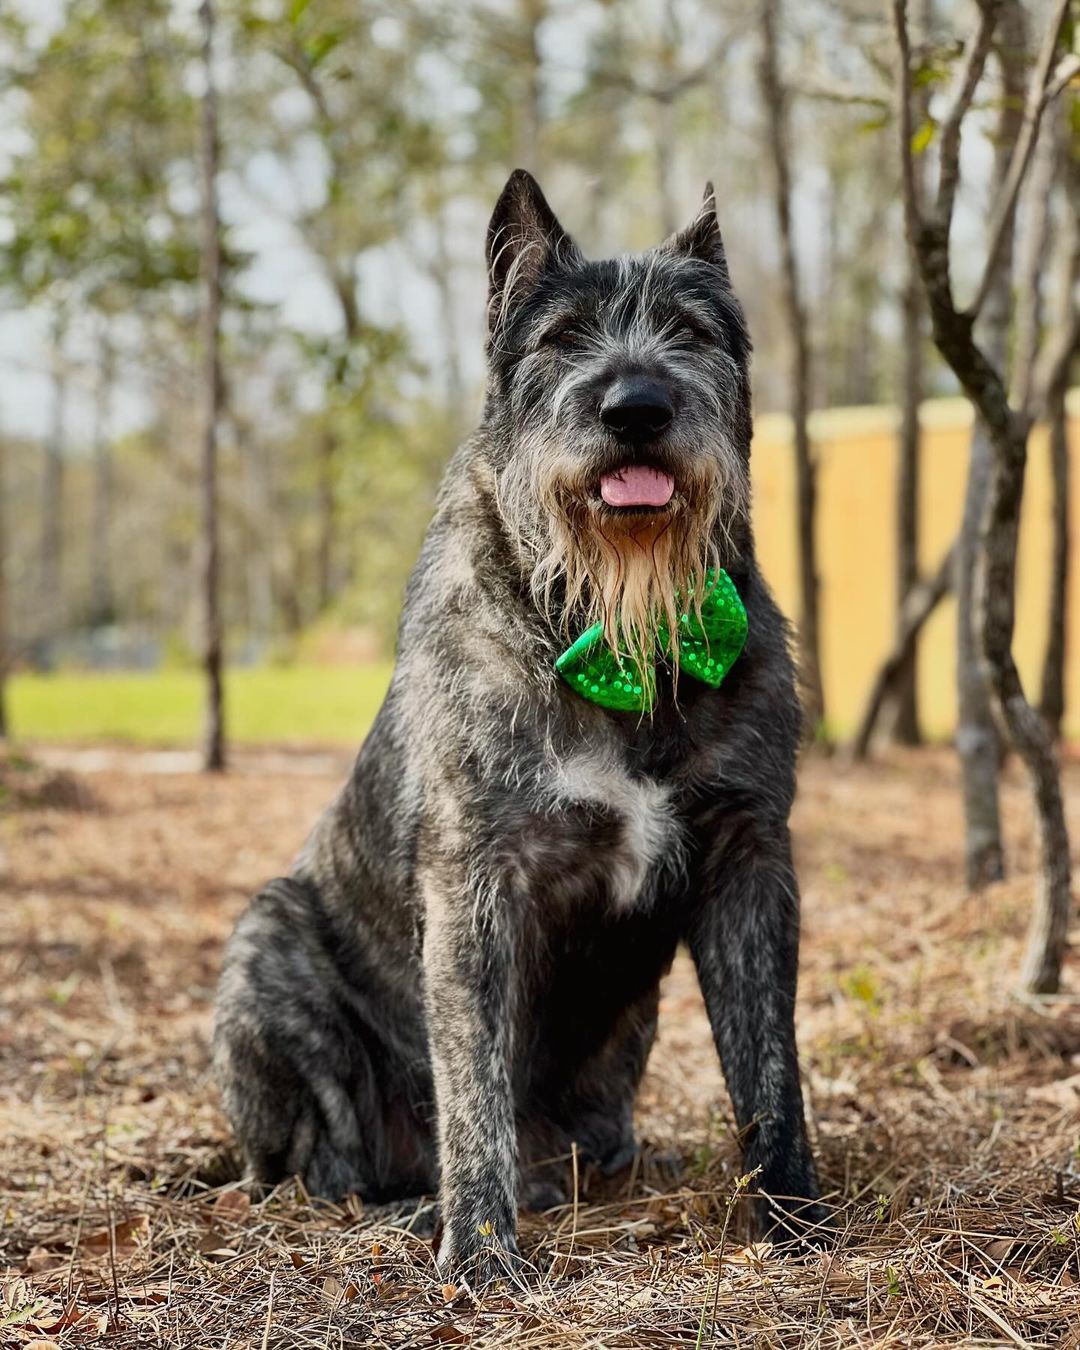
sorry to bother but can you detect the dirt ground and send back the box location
[3,745,1080,1348]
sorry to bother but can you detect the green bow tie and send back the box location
[555,568,747,713]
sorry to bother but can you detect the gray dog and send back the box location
[214,169,824,1284]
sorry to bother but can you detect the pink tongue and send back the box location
[600,465,675,508]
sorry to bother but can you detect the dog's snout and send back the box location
[599,377,674,441]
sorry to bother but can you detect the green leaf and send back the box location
[910,117,937,155]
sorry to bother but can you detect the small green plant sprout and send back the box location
[841,965,883,1017]
[875,1193,890,1222]
[47,972,81,1007]
[1051,1228,1068,1246]
[476,1219,495,1238]
[885,1266,902,1297]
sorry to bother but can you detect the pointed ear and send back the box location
[666,182,730,279]
[486,169,581,332]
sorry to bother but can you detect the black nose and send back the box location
[599,376,674,441]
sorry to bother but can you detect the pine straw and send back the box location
[2,747,1080,1348]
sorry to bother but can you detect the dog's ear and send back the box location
[666,182,730,279]
[486,169,581,332]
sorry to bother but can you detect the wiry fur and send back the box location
[214,170,825,1288]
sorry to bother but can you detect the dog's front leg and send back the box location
[688,827,828,1243]
[423,867,520,1285]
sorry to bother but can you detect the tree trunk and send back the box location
[515,0,545,173]
[955,24,1026,888]
[1039,380,1070,740]
[758,0,825,734]
[317,425,336,612]
[198,0,225,773]
[40,314,67,647]
[893,0,1073,996]
[957,419,1005,886]
[91,334,115,627]
[0,432,8,739]
[1038,149,1079,740]
[653,0,679,239]
[892,255,923,744]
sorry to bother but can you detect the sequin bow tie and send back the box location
[555,568,747,713]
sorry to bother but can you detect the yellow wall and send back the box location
[751,390,1080,740]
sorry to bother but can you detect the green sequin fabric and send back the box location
[554,568,747,713]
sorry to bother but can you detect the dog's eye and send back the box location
[674,320,707,343]
[547,328,583,350]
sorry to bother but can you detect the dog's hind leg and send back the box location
[214,877,435,1202]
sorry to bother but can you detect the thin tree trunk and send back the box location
[91,334,115,627]
[0,431,7,739]
[40,313,67,646]
[515,0,545,173]
[653,0,679,239]
[1039,380,1070,739]
[758,0,824,734]
[198,0,225,773]
[957,419,1005,885]
[430,194,465,428]
[892,255,923,744]
[1037,144,1079,739]
[955,21,1026,888]
[317,425,335,612]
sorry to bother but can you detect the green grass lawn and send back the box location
[8,665,394,746]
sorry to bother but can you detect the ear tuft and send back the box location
[486,170,581,333]
[666,181,730,278]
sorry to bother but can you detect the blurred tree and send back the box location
[758,0,825,736]
[0,0,199,644]
[230,0,432,614]
[891,0,931,747]
[198,0,225,773]
[1034,120,1079,740]
[953,8,1028,890]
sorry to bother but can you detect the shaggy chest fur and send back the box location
[517,751,681,913]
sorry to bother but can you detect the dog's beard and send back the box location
[499,439,747,680]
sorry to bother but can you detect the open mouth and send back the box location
[598,464,676,510]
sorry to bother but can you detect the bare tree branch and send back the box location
[967,0,1076,318]
[851,541,955,761]
[934,0,1000,233]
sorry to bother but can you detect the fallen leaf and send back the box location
[441,1283,459,1302]
[22,1249,65,1276]
[322,1276,343,1306]
[82,1214,150,1257]
[211,1190,251,1224]
[430,1327,468,1345]
[371,1240,383,1258]
[33,1299,85,1334]
[196,1230,239,1259]
[729,1241,773,1266]
[24,1341,61,1350]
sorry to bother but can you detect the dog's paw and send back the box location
[436,1221,523,1290]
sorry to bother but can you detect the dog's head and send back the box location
[483,169,752,673]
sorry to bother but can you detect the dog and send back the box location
[214,169,825,1284]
